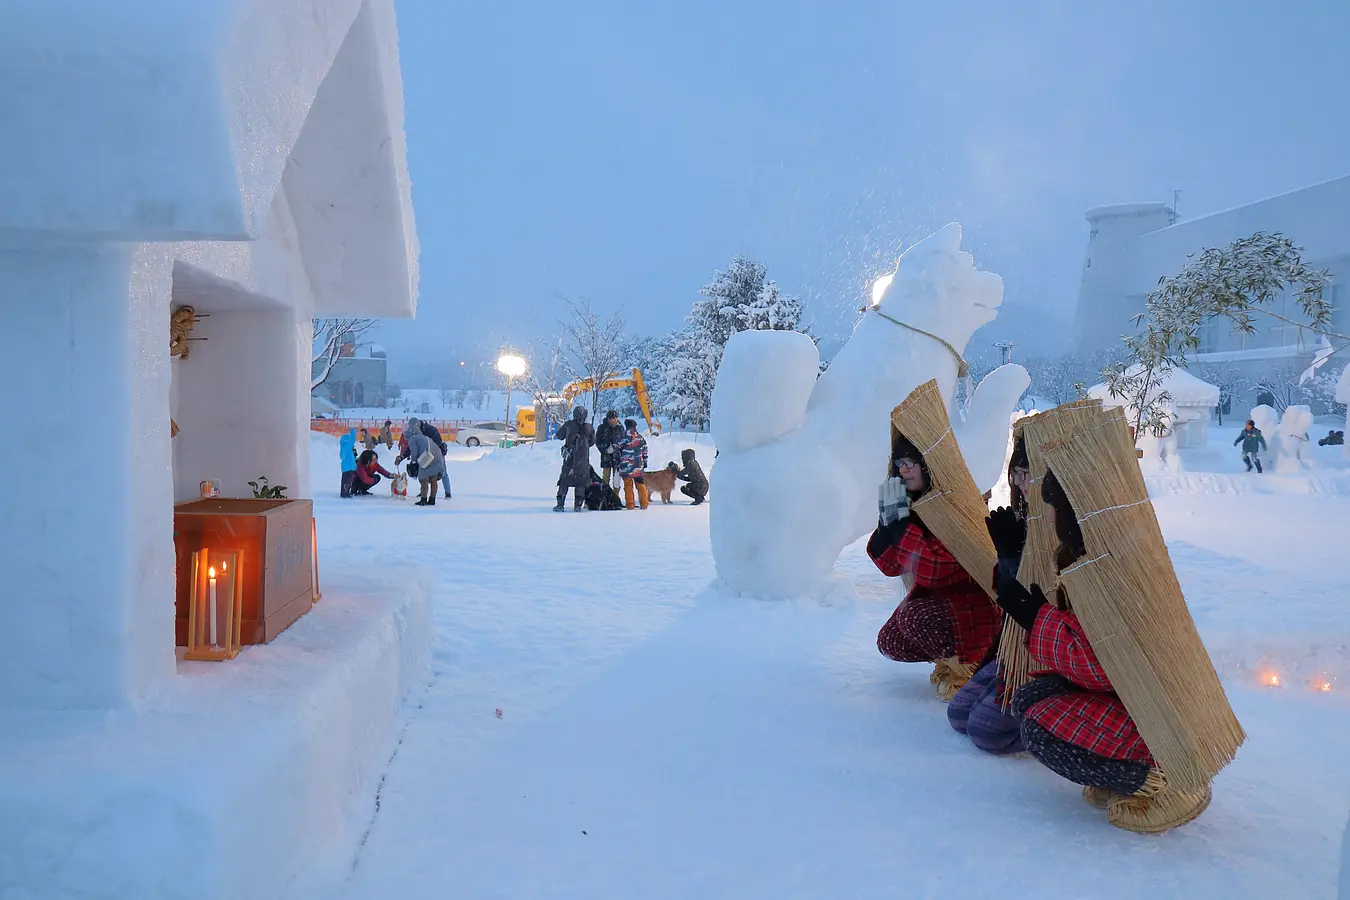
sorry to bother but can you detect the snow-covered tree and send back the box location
[1105,232,1334,437]
[1023,355,1079,406]
[1196,362,1250,425]
[661,255,808,428]
[311,318,377,391]
[559,295,627,422]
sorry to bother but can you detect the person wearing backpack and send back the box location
[553,406,595,511]
[406,417,445,507]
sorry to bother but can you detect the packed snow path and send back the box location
[308,436,1350,899]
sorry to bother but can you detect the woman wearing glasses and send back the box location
[866,434,1004,701]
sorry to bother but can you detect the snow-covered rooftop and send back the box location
[1087,365,1220,408]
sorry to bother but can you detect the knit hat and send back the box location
[624,418,638,431]
[606,409,619,421]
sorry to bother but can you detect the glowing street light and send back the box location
[496,353,527,444]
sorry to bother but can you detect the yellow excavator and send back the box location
[516,368,662,439]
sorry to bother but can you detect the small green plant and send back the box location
[248,476,288,499]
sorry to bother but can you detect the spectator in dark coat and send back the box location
[867,434,1002,701]
[352,450,395,495]
[675,448,708,505]
[595,410,624,488]
[553,406,595,511]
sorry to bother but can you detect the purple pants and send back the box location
[947,660,1023,755]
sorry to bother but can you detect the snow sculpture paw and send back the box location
[710,223,1028,599]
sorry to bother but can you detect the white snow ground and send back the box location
[300,429,1350,900]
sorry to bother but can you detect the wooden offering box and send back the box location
[174,498,315,646]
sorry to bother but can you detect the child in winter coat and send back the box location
[339,428,358,497]
[867,434,1003,700]
[997,467,1211,833]
[617,418,650,510]
[1234,420,1267,473]
[675,448,709,505]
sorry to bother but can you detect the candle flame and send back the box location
[221,561,228,573]
[208,567,217,579]
[1320,681,1333,693]
[1266,672,1280,687]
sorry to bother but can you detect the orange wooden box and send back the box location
[174,498,314,647]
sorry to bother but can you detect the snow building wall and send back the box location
[0,0,418,711]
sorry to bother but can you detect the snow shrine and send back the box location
[0,3,426,897]
[1087,366,1221,468]
[709,224,1029,599]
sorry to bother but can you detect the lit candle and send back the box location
[1267,672,1280,687]
[208,567,218,647]
[1320,681,1333,693]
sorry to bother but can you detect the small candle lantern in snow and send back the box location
[185,548,243,662]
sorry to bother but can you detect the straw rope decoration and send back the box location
[996,399,1109,705]
[1039,407,1245,793]
[888,380,999,603]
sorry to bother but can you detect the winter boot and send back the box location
[930,657,977,703]
[1255,459,1263,473]
[1106,769,1212,834]
[552,504,566,512]
[1244,458,1253,472]
[1082,786,1117,809]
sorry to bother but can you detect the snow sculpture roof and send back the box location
[0,0,418,319]
[1087,365,1220,409]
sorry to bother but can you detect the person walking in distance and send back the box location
[553,406,595,511]
[595,410,624,490]
[1233,419,1267,473]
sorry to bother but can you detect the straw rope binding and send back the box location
[1039,407,1245,792]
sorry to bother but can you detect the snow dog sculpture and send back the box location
[710,223,1030,598]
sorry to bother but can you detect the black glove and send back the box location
[994,576,1047,632]
[986,507,1026,563]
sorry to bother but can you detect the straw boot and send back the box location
[1106,769,1212,834]
[1082,786,1116,809]
[930,657,977,702]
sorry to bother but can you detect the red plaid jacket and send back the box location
[867,520,1001,664]
[1023,605,1153,763]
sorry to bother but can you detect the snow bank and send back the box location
[0,576,432,900]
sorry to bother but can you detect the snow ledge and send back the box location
[0,574,432,900]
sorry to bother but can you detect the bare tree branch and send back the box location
[311,318,378,392]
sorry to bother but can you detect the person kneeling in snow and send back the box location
[675,448,708,505]
[996,468,1211,833]
[352,450,395,496]
[948,437,1032,754]
[867,436,1003,701]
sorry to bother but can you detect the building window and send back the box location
[355,383,365,406]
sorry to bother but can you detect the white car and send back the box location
[456,421,519,447]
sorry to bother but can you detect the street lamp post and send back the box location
[496,353,527,446]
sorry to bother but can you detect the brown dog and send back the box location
[642,463,680,503]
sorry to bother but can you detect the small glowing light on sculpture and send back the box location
[1265,672,1281,687]
[1320,680,1333,693]
[870,272,894,307]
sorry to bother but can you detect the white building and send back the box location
[1074,177,1350,411]
[0,3,427,897]
[1087,365,1220,451]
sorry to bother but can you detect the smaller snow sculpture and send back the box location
[1250,404,1280,450]
[1275,405,1313,473]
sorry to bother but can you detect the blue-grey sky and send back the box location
[379,0,1350,383]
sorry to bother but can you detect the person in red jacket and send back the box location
[352,450,396,496]
[867,435,1002,700]
[994,467,1211,833]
